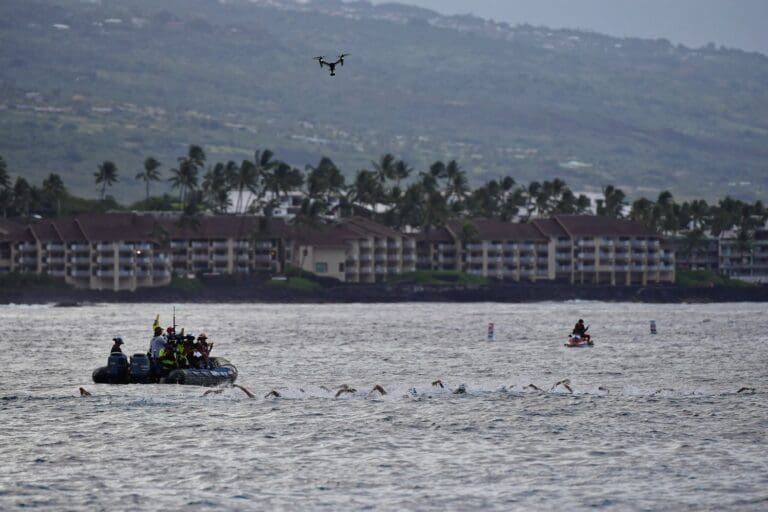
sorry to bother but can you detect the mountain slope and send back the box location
[1,0,767,200]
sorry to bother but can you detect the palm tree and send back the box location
[12,176,33,217]
[443,160,469,206]
[305,157,346,202]
[630,197,659,230]
[169,145,205,208]
[94,160,118,200]
[202,162,234,214]
[264,162,304,206]
[372,153,397,184]
[227,160,258,215]
[0,155,10,218]
[350,169,382,214]
[42,173,67,216]
[136,157,162,201]
[596,185,626,218]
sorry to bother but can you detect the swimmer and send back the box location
[737,387,756,394]
[233,384,256,398]
[369,384,387,396]
[79,387,92,397]
[201,388,225,397]
[650,388,674,396]
[524,384,543,392]
[550,379,573,393]
[335,384,357,398]
[452,384,467,395]
[598,386,610,394]
[264,389,282,399]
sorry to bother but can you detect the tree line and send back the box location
[1,147,765,254]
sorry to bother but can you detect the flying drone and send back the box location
[313,53,350,76]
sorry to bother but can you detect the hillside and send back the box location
[1,0,767,201]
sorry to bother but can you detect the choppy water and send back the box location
[1,302,767,511]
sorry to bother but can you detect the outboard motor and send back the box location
[130,353,152,384]
[107,352,130,384]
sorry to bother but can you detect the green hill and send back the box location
[1,0,767,201]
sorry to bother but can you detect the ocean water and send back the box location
[1,301,767,511]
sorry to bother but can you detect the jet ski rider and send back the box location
[572,319,591,342]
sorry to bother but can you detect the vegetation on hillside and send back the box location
[1,0,767,201]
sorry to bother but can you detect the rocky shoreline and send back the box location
[2,280,767,305]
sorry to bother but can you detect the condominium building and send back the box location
[0,214,287,291]
[718,227,768,283]
[414,215,674,285]
[289,216,416,283]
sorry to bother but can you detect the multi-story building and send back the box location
[0,214,288,291]
[414,215,675,285]
[718,227,768,283]
[290,216,416,283]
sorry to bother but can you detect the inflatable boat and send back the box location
[92,353,238,386]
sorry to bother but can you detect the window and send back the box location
[315,262,328,273]
[338,262,345,273]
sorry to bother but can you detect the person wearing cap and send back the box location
[196,333,213,367]
[110,337,124,354]
[149,326,167,360]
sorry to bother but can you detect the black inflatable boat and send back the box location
[92,353,238,387]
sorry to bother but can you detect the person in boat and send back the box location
[158,342,177,372]
[572,319,591,342]
[149,326,166,360]
[196,333,213,366]
[110,337,125,354]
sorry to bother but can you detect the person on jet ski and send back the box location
[572,319,591,342]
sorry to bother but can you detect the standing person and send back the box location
[197,333,213,366]
[110,337,125,354]
[149,327,166,360]
[572,319,591,342]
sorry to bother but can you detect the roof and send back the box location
[553,215,658,237]
[531,218,569,238]
[414,226,454,243]
[344,216,408,239]
[449,219,549,242]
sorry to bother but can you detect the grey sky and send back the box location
[370,0,768,54]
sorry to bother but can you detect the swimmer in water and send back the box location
[524,383,543,392]
[431,379,445,389]
[737,387,756,394]
[550,379,573,393]
[335,384,357,398]
[79,387,92,396]
[369,384,387,396]
[264,389,281,399]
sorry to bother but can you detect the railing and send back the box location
[69,243,90,252]
[375,255,386,262]
[212,254,229,262]
[46,257,66,264]
[96,270,115,278]
[191,241,209,249]
[387,240,401,249]
[192,254,209,262]
[403,239,416,248]
[47,243,65,252]
[96,243,113,252]
[402,253,416,262]
[118,244,135,252]
[70,270,91,278]
[211,241,229,249]
[359,240,373,248]
[96,256,115,265]
[170,241,187,249]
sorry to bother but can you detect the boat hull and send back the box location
[92,356,237,387]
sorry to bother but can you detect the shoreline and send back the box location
[2,281,767,305]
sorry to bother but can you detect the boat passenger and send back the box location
[197,334,213,366]
[110,337,125,354]
[572,319,591,342]
[149,327,166,360]
[158,344,177,370]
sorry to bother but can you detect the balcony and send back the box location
[96,270,114,278]
[96,243,114,252]
[254,254,271,263]
[403,239,416,249]
[118,270,134,278]
[577,265,596,272]
[235,254,250,263]
[191,241,209,249]
[233,241,249,250]
[387,240,401,249]
[557,265,572,272]
[212,254,230,263]
[192,254,209,262]
[46,257,65,265]
[118,244,135,252]
[69,243,90,252]
[254,240,272,250]
[359,254,372,262]
[170,241,188,249]
[375,255,386,263]
[359,240,373,249]
[211,241,229,249]
[18,243,37,252]
[402,253,416,262]
[46,243,65,252]
[465,243,483,251]
[16,257,37,265]
[70,270,91,278]
[360,265,372,273]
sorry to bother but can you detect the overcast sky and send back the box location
[369,0,768,55]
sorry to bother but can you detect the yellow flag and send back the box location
[152,314,160,331]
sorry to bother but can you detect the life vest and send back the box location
[159,347,175,367]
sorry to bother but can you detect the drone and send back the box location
[313,53,349,76]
